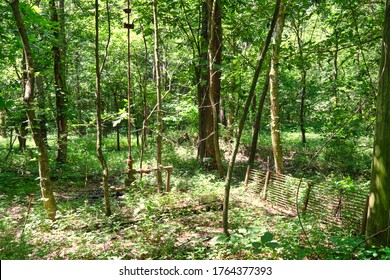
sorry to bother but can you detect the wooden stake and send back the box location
[361,195,369,236]
[244,165,251,187]
[261,157,270,200]
[165,166,173,192]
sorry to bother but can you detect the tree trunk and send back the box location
[113,87,121,151]
[153,0,163,190]
[222,0,281,235]
[299,70,307,144]
[9,0,57,220]
[36,75,49,148]
[248,69,270,167]
[50,0,68,164]
[226,75,236,141]
[141,23,149,151]
[207,0,224,177]
[366,0,390,247]
[197,0,209,162]
[292,19,307,145]
[138,23,149,171]
[333,31,339,109]
[269,1,285,174]
[125,0,136,187]
[95,0,111,216]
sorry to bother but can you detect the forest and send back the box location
[0,0,390,260]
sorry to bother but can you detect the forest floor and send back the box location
[0,130,388,260]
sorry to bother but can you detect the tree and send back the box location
[269,0,286,174]
[50,0,68,165]
[153,0,163,190]
[366,0,390,247]
[124,0,136,187]
[223,0,281,235]
[94,0,111,216]
[8,0,57,220]
[206,0,224,177]
[196,0,223,176]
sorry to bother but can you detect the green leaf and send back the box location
[248,226,262,233]
[261,232,274,244]
[265,242,279,249]
[253,248,262,254]
[215,234,229,243]
[252,242,261,249]
[231,247,240,253]
[230,233,243,243]
[146,205,153,213]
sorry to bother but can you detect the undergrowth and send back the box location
[0,131,388,260]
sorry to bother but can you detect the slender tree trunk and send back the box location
[113,86,120,151]
[95,0,111,216]
[207,0,224,177]
[292,20,307,144]
[226,76,236,141]
[9,0,57,220]
[124,0,136,187]
[138,24,149,170]
[248,69,270,167]
[74,50,85,135]
[50,0,68,164]
[333,31,339,109]
[141,25,149,150]
[153,0,163,190]
[222,0,281,235]
[18,54,28,152]
[197,0,209,162]
[366,0,390,247]
[269,1,285,174]
[299,70,307,144]
[36,75,49,148]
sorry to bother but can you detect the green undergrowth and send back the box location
[0,131,387,260]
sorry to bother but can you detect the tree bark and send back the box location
[50,0,68,164]
[207,0,224,177]
[222,0,281,235]
[36,75,49,148]
[125,0,136,187]
[269,1,285,174]
[366,0,390,247]
[197,0,210,163]
[95,0,111,216]
[299,70,307,144]
[9,0,57,220]
[153,0,163,190]
[113,86,121,151]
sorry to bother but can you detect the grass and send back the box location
[0,129,387,260]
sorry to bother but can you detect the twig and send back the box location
[20,194,34,241]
